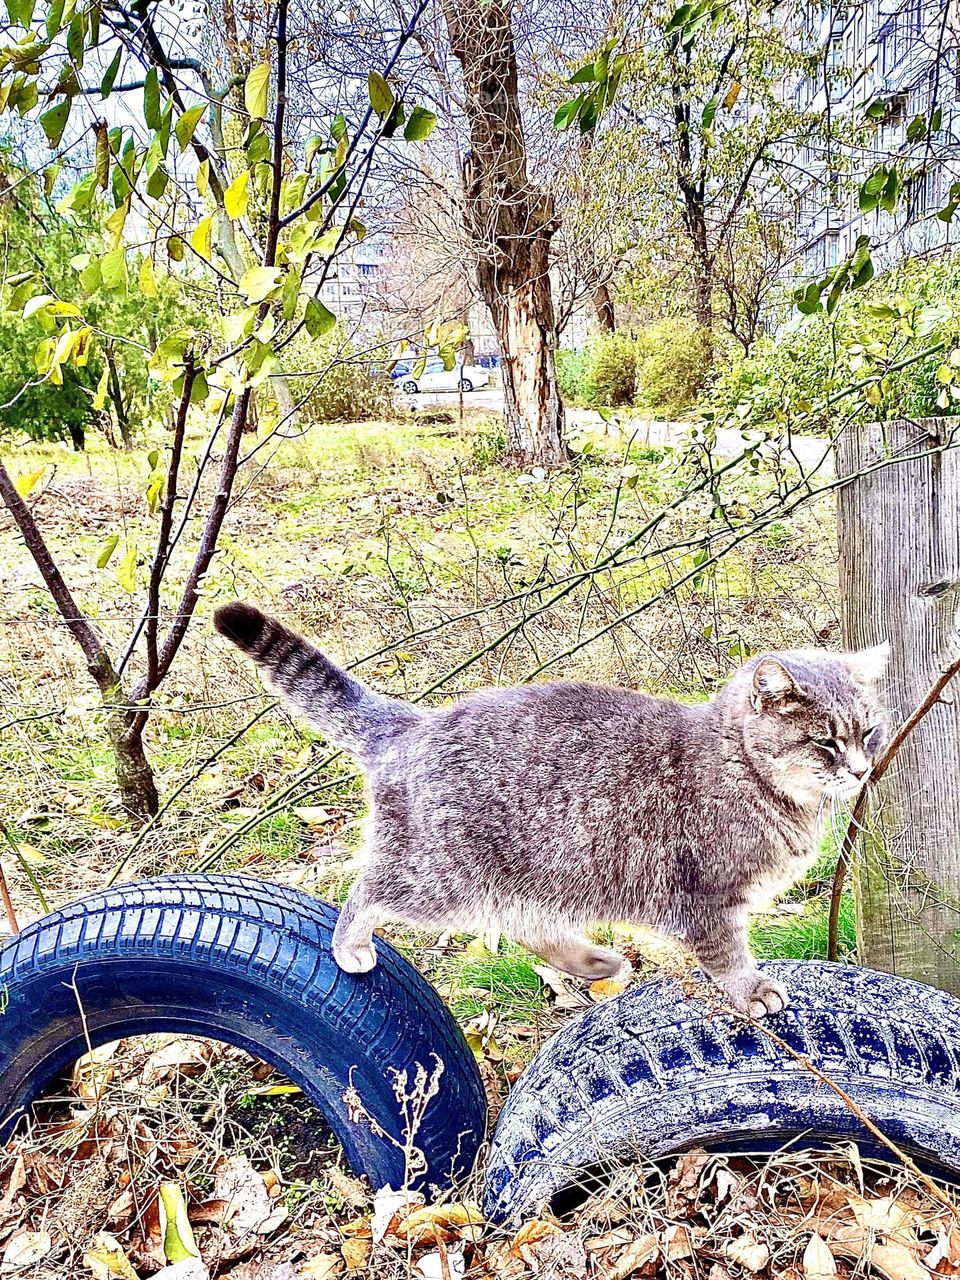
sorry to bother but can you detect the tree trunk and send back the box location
[593,281,616,333]
[836,417,960,994]
[442,0,566,469]
[107,707,160,821]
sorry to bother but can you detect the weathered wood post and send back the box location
[836,418,960,993]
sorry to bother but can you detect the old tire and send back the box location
[485,960,960,1222]
[0,874,486,1194]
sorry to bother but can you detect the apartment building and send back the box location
[787,0,958,276]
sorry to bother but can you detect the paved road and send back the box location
[400,388,833,475]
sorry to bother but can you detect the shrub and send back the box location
[557,322,713,416]
[555,348,593,406]
[589,333,640,406]
[294,334,394,423]
[635,319,713,418]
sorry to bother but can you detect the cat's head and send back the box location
[733,645,890,806]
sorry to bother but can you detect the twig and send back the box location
[827,654,960,960]
[0,820,50,915]
[0,862,19,935]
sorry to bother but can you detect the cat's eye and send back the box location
[811,736,840,755]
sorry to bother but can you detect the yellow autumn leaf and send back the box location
[83,1231,138,1279]
[191,214,213,258]
[93,364,110,410]
[139,257,158,298]
[13,467,45,497]
[244,62,271,119]
[224,170,250,220]
[238,265,282,302]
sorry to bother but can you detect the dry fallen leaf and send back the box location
[589,978,629,1001]
[298,1254,343,1280]
[414,1247,466,1280]
[340,1238,370,1273]
[214,1155,274,1236]
[508,1218,563,1265]
[532,965,589,1010]
[847,1194,915,1238]
[724,1232,770,1272]
[371,1185,422,1243]
[605,1235,660,1280]
[666,1224,694,1261]
[393,1202,484,1244]
[802,1232,837,1280]
[1,1229,52,1272]
[142,1038,212,1085]
[84,1232,138,1280]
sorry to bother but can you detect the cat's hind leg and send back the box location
[524,934,632,983]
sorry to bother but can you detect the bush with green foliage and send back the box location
[709,254,960,433]
[589,333,640,406]
[557,320,712,416]
[555,347,593,406]
[634,318,712,418]
[287,333,394,423]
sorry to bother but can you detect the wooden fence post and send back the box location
[836,417,960,993]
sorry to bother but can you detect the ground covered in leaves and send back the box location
[1,1030,957,1280]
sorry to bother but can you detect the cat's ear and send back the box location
[843,641,890,686]
[751,656,804,712]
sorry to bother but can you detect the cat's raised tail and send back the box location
[214,602,419,757]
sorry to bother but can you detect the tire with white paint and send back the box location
[485,960,960,1222]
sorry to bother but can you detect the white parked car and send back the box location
[395,358,491,394]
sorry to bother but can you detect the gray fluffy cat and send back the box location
[215,602,889,1018]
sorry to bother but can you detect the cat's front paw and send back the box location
[334,940,378,974]
[718,969,789,1019]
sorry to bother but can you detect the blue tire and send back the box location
[0,874,486,1194]
[485,960,960,1222]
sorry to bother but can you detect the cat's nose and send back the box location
[846,752,870,780]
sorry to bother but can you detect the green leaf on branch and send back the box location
[94,122,109,188]
[44,0,64,39]
[95,533,119,568]
[569,61,596,84]
[244,62,271,120]
[304,296,336,338]
[404,105,437,141]
[175,104,205,151]
[858,165,887,213]
[879,166,901,214]
[40,99,70,148]
[100,46,121,97]
[148,330,191,382]
[116,541,137,593]
[554,95,585,130]
[143,67,160,130]
[367,71,394,118]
